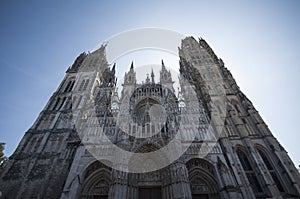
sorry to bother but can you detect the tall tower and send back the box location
[1,37,300,199]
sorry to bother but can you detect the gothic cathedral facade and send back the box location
[1,37,300,199]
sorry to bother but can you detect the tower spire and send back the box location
[151,68,155,83]
[130,61,134,70]
[162,59,165,70]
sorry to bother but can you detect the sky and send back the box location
[0,1,299,167]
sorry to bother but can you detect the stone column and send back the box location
[163,161,192,199]
[216,156,243,199]
[127,173,138,199]
[109,169,129,199]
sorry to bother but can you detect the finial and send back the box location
[151,68,155,83]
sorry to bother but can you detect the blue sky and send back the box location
[0,1,299,167]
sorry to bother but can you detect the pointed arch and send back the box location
[255,144,285,193]
[186,158,220,199]
[64,80,72,92]
[83,79,90,91]
[80,161,112,199]
[235,146,263,195]
[79,79,86,91]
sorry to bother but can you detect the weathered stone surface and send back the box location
[1,37,300,199]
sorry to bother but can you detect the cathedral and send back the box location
[1,36,300,199]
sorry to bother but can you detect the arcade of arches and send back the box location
[80,159,220,199]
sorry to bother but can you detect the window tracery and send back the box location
[236,148,263,194]
[256,146,285,192]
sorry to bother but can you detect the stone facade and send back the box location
[1,37,300,199]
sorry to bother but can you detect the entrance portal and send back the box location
[138,187,162,199]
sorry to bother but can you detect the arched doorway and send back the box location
[128,144,164,199]
[186,158,220,199]
[80,161,112,199]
